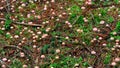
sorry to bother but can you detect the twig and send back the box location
[2,45,34,68]
[6,0,10,14]
[2,0,14,10]
[14,22,42,27]
[0,18,42,27]
[0,18,5,20]
[3,45,33,58]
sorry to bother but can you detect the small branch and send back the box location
[2,45,34,68]
[6,0,10,13]
[14,22,42,27]
[3,45,22,49]
[3,45,32,58]
[0,18,6,20]
[0,18,42,27]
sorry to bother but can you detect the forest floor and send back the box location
[0,0,120,68]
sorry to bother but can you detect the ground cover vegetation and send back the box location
[0,0,120,68]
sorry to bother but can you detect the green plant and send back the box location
[4,14,12,30]
[83,62,89,67]
[10,59,23,68]
[108,16,114,23]
[115,21,120,31]
[104,54,111,64]
[50,63,59,68]
[114,35,120,40]
[69,15,84,24]
[0,48,5,56]
[114,0,119,4]
[106,43,113,48]
[22,0,27,2]
[5,34,11,39]
[0,30,4,35]
[49,56,83,68]
[28,3,36,9]
[50,37,56,47]
[79,25,92,45]
[14,25,22,35]
[19,17,26,22]
[94,15,101,24]
[41,44,50,54]
[68,13,77,23]
[68,5,82,24]
[76,15,84,24]
[15,30,20,35]
[70,5,81,14]
[51,31,62,36]
[100,8,108,16]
